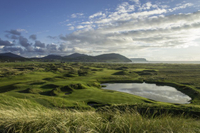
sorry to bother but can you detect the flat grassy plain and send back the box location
[1,62,200,132]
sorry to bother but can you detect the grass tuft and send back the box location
[0,100,200,133]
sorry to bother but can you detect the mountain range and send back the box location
[0,52,135,62]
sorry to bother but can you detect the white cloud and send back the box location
[16,29,28,33]
[59,19,69,25]
[95,8,167,24]
[129,0,140,4]
[169,3,194,12]
[98,11,200,33]
[72,47,89,54]
[116,2,135,13]
[71,13,84,18]
[68,26,75,30]
[71,14,77,18]
[76,25,84,29]
[56,1,198,60]
[60,9,200,58]
[89,12,105,19]
[76,24,94,30]
[66,23,72,26]
[138,2,160,11]
[81,21,93,25]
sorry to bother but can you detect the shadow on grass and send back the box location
[87,101,110,108]
[112,71,129,75]
[40,91,52,96]
[97,105,200,118]
[43,78,55,81]
[41,84,60,89]
[30,81,46,85]
[0,84,18,93]
[18,88,43,94]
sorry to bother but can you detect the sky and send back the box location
[0,0,200,61]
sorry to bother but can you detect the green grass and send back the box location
[0,99,200,133]
[1,62,200,132]
[1,62,200,107]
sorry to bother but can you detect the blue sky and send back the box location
[0,0,200,60]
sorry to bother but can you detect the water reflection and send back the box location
[101,83,191,104]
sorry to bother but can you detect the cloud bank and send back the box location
[59,2,200,56]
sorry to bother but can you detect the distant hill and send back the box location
[42,55,62,60]
[0,52,27,61]
[0,52,132,62]
[95,53,132,62]
[66,53,88,58]
[130,58,147,62]
[0,52,24,58]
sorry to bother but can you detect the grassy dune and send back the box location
[1,62,200,132]
[0,97,200,133]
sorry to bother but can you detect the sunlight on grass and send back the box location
[0,102,200,133]
[1,62,200,132]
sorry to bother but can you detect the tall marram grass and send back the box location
[1,107,200,133]
[0,95,200,133]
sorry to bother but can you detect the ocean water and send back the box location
[130,61,200,64]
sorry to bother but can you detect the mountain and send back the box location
[42,55,62,60]
[64,53,95,62]
[0,52,24,58]
[0,52,27,61]
[42,53,132,62]
[130,58,147,62]
[0,52,132,62]
[95,53,132,62]
[66,53,88,58]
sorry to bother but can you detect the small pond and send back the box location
[101,83,191,104]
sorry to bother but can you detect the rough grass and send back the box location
[1,62,200,106]
[1,62,200,132]
[1,62,200,107]
[0,102,200,133]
